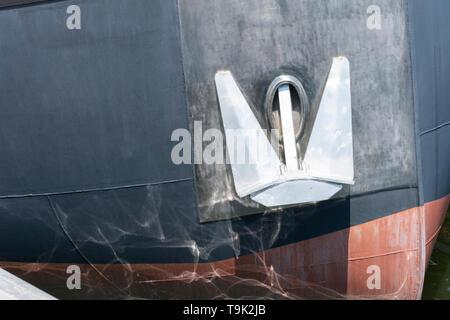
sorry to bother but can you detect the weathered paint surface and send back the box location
[178,0,417,222]
[1,196,447,299]
[0,0,447,300]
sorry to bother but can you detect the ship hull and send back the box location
[0,0,448,300]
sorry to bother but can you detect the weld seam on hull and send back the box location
[348,248,419,262]
[0,178,194,199]
[425,224,444,247]
[419,121,450,136]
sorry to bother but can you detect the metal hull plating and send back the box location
[0,0,448,299]
[0,196,447,300]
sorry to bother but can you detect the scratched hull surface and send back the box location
[0,0,448,299]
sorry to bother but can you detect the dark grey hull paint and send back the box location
[407,0,450,205]
[0,0,447,296]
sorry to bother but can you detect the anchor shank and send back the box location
[278,85,299,172]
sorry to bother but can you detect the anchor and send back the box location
[215,57,354,207]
